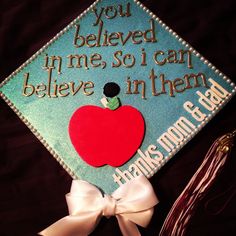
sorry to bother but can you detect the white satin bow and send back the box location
[39,175,158,236]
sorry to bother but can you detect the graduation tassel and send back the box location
[160,130,235,236]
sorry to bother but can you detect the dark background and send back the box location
[0,0,235,235]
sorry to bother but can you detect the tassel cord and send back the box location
[160,130,235,236]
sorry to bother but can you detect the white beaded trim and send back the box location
[0,0,236,180]
[133,0,236,178]
[145,90,235,179]
[0,0,101,179]
[134,0,236,87]
[0,0,101,88]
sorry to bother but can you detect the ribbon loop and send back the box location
[102,194,116,217]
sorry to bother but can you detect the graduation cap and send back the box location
[0,0,235,194]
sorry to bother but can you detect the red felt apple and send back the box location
[69,105,145,167]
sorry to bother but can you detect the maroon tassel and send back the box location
[160,130,235,236]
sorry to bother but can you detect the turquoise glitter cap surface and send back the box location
[0,0,235,193]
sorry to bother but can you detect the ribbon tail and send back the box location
[39,211,102,236]
[116,215,141,236]
[121,208,154,227]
